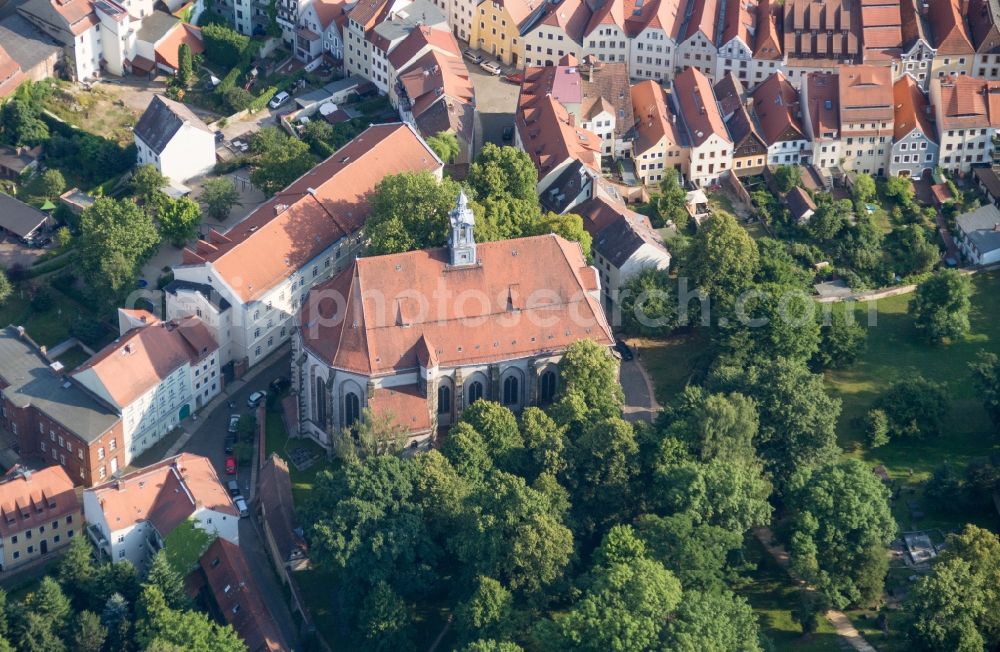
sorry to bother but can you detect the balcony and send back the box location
[86,524,110,557]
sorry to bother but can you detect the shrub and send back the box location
[865,409,890,448]
[249,86,278,113]
[201,23,251,68]
[876,376,950,440]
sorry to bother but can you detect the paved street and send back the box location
[465,53,518,155]
[620,355,658,423]
[175,350,300,648]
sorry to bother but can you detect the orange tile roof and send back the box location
[534,0,593,43]
[683,0,721,40]
[782,0,862,60]
[501,0,542,27]
[300,234,614,375]
[585,0,625,36]
[0,44,26,100]
[720,0,756,46]
[198,539,288,652]
[398,49,474,117]
[0,466,77,538]
[89,453,237,534]
[935,74,1000,129]
[928,0,974,53]
[893,74,936,141]
[347,0,392,29]
[624,0,684,38]
[673,66,731,146]
[313,0,350,29]
[72,317,217,408]
[368,385,432,432]
[154,23,204,70]
[48,0,99,35]
[181,124,441,303]
[806,71,840,137]
[631,79,682,153]
[751,72,805,145]
[387,24,459,70]
[517,67,603,178]
[838,65,893,124]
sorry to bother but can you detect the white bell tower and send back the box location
[448,190,477,266]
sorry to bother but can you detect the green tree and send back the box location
[16,612,66,652]
[851,173,877,204]
[472,196,541,242]
[0,270,11,306]
[136,585,244,652]
[787,459,896,608]
[145,551,189,610]
[32,576,73,635]
[304,456,440,595]
[101,593,131,652]
[1,99,48,146]
[635,513,743,588]
[593,524,648,567]
[664,388,759,463]
[55,226,72,249]
[812,305,867,370]
[130,164,167,203]
[707,357,840,491]
[684,211,760,310]
[889,224,938,276]
[792,591,826,636]
[555,556,682,651]
[357,581,415,652]
[58,536,98,607]
[520,407,567,479]
[725,282,821,363]
[200,23,251,68]
[249,127,315,195]
[454,576,513,644]
[458,641,523,652]
[366,171,464,254]
[441,422,495,483]
[662,588,762,651]
[467,143,537,202]
[199,177,240,221]
[26,169,65,200]
[450,471,573,594]
[551,339,624,424]
[970,351,1000,430]
[876,376,950,439]
[456,401,523,469]
[222,87,254,112]
[73,611,108,652]
[426,131,460,164]
[566,417,639,533]
[756,238,813,289]
[906,556,987,651]
[177,43,193,88]
[657,168,688,228]
[76,197,160,307]
[865,409,890,448]
[619,268,677,337]
[884,176,915,204]
[773,165,801,193]
[158,196,202,246]
[534,211,592,254]
[910,269,972,344]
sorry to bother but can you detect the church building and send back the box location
[290,192,616,449]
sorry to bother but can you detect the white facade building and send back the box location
[133,95,216,185]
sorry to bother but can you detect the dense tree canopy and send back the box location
[684,211,760,313]
[910,269,972,344]
[249,127,316,195]
[426,131,460,164]
[366,172,464,255]
[199,177,240,221]
[787,459,896,608]
[466,143,537,202]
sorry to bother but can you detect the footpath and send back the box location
[754,527,878,652]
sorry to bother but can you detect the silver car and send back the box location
[234,495,249,518]
[480,61,502,75]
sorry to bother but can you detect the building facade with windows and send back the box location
[671,66,734,186]
[0,466,81,573]
[166,124,443,374]
[292,193,615,450]
[71,311,220,464]
[83,453,238,571]
[472,0,534,66]
[0,326,123,488]
[889,74,938,178]
[929,74,1000,173]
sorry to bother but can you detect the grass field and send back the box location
[739,539,843,651]
[825,271,1000,532]
[0,284,99,347]
[631,330,713,404]
[264,410,337,505]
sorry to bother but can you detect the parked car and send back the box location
[223,435,236,454]
[227,480,240,496]
[214,130,225,143]
[615,340,634,361]
[268,91,290,109]
[247,391,266,408]
[234,495,249,518]
[269,376,290,394]
[463,49,483,64]
[502,126,514,142]
[225,456,237,475]
[227,414,240,434]
[480,61,502,75]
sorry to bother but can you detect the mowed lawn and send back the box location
[825,271,1000,531]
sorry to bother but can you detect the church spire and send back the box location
[448,190,476,266]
